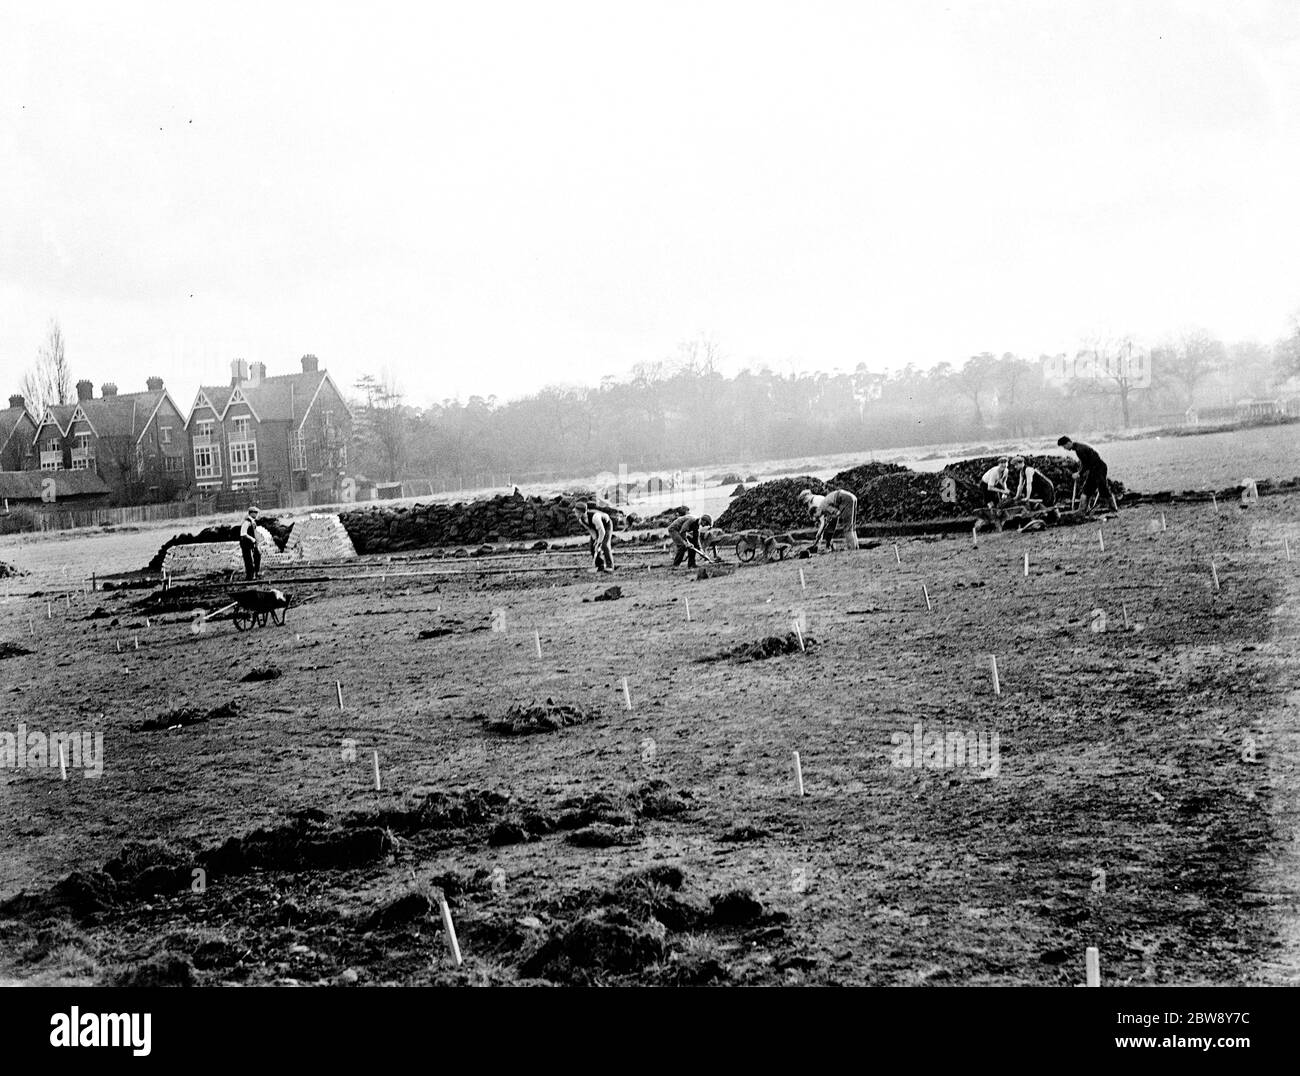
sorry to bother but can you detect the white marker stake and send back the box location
[1161,512,1167,531]
[1122,603,1130,630]
[799,568,806,591]
[972,524,979,547]
[793,621,805,652]
[1210,561,1220,592]
[990,655,1001,696]
[534,630,542,658]
[1023,552,1029,577]
[133,635,138,650]
[1085,946,1100,988]
[684,596,691,622]
[373,751,381,791]
[337,681,344,710]
[29,616,34,637]
[622,677,632,710]
[116,639,121,653]
[922,584,932,612]
[145,617,150,628]
[1098,528,1105,553]
[59,743,67,781]
[894,544,901,565]
[1211,492,1218,513]
[65,593,71,610]
[46,601,52,619]
[792,751,805,797]
[439,897,463,966]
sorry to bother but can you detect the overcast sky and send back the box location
[2,0,1298,410]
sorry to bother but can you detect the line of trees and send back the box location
[347,324,1300,483]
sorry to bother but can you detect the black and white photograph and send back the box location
[1,0,1296,1057]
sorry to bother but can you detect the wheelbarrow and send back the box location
[206,589,293,631]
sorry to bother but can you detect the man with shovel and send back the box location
[573,501,616,573]
[798,489,860,551]
[667,512,714,568]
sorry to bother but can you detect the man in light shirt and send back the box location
[239,506,262,581]
[1010,456,1056,507]
[979,458,1012,509]
[798,488,859,551]
[573,501,615,573]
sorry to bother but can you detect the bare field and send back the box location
[2,491,1298,986]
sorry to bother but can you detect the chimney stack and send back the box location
[231,359,249,386]
[76,379,94,401]
[7,395,24,410]
[248,361,266,385]
[146,376,164,392]
[101,382,118,398]
[301,354,319,373]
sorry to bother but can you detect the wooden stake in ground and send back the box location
[990,655,1001,696]
[46,601,51,620]
[971,523,979,548]
[29,616,34,637]
[1122,603,1130,630]
[1085,946,1100,988]
[533,630,542,658]
[1023,552,1029,577]
[372,751,381,791]
[1161,511,1167,531]
[799,568,806,591]
[59,743,67,781]
[336,681,344,710]
[133,635,138,650]
[439,897,463,966]
[684,595,691,622]
[922,583,932,612]
[792,751,805,796]
[622,677,632,710]
[1211,491,1218,513]
[116,639,121,653]
[793,620,805,652]
[1210,560,1220,592]
[893,543,901,565]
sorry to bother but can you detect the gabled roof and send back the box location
[0,406,37,453]
[0,469,111,499]
[32,404,78,440]
[60,390,179,444]
[188,370,351,429]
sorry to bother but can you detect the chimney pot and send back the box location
[146,376,164,392]
[231,359,249,386]
[248,361,266,385]
[101,382,118,397]
[7,395,23,409]
[301,354,319,373]
[76,379,94,401]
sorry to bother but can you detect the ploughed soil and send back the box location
[1,497,1298,986]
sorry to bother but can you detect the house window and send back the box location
[231,415,253,440]
[163,455,183,474]
[291,430,307,471]
[230,439,258,476]
[194,419,215,444]
[40,439,63,471]
[194,444,222,479]
[159,426,172,444]
[323,410,334,430]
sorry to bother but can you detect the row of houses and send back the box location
[0,356,353,510]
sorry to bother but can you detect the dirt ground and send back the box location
[2,485,1298,987]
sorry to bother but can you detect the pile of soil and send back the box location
[715,476,829,531]
[856,471,972,522]
[590,586,622,602]
[0,642,33,660]
[241,666,282,682]
[338,493,627,555]
[201,814,396,876]
[626,506,690,531]
[135,701,240,733]
[0,560,25,578]
[147,517,293,572]
[828,460,908,499]
[944,454,1126,501]
[700,632,816,663]
[483,699,598,736]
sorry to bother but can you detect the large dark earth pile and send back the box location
[147,517,293,571]
[715,476,828,531]
[828,460,908,499]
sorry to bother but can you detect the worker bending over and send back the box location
[573,501,615,572]
[798,488,859,551]
[667,512,713,568]
[979,458,1012,508]
[1010,456,1056,507]
[1058,436,1119,513]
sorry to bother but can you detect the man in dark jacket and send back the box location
[668,513,712,568]
[1058,437,1118,512]
[239,506,262,580]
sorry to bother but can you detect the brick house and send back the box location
[26,379,190,505]
[185,356,352,506]
[0,468,112,510]
[0,395,38,471]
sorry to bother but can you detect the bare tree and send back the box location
[20,319,73,414]
[354,371,407,482]
[1157,328,1225,407]
[1074,334,1148,429]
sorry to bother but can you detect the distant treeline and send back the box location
[349,330,1298,482]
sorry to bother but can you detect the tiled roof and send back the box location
[0,469,111,499]
[0,406,36,447]
[195,371,337,425]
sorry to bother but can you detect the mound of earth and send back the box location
[147,517,293,572]
[483,699,598,735]
[715,476,829,531]
[0,642,34,660]
[700,632,816,663]
[828,460,909,499]
[135,701,240,733]
[945,454,1126,501]
[0,560,25,578]
[856,470,971,522]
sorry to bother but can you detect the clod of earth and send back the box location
[699,632,816,663]
[241,666,282,682]
[591,585,622,602]
[483,699,598,735]
[135,701,240,733]
[0,642,34,660]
